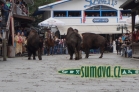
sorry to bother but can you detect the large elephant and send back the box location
[26,28,43,60]
[66,27,82,60]
[81,33,107,58]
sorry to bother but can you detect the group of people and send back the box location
[14,27,27,56]
[44,38,67,55]
[44,29,67,55]
[15,0,28,16]
[15,27,27,36]
[116,32,132,57]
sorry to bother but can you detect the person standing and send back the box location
[21,32,26,54]
[116,39,121,55]
[14,32,23,56]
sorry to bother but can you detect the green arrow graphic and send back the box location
[58,69,80,75]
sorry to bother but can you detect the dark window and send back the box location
[101,11,117,17]
[54,11,66,17]
[68,11,81,17]
[121,10,131,17]
[85,11,100,17]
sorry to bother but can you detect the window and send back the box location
[101,11,117,17]
[85,5,117,17]
[85,11,100,17]
[121,10,131,17]
[54,11,66,17]
[68,11,81,17]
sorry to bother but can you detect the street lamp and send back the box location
[117,24,128,35]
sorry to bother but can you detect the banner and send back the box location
[120,11,122,20]
[82,12,86,23]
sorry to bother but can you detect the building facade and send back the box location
[39,0,131,35]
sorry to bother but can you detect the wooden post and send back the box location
[131,11,136,58]
[132,12,136,42]
[2,39,7,61]
[11,17,15,46]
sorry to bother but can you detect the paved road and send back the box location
[0,53,139,92]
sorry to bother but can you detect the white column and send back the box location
[51,10,53,18]
[113,40,116,53]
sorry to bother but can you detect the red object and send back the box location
[82,12,86,23]
[120,11,122,20]
[136,31,139,41]
[18,36,22,43]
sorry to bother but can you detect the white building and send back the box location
[38,0,131,37]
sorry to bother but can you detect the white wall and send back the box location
[41,0,129,24]
[41,0,127,11]
[40,0,131,34]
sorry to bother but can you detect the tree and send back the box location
[29,0,57,14]
[29,0,58,26]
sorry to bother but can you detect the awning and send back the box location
[119,0,139,10]
[58,25,132,35]
[13,14,35,22]
[38,0,71,11]
[32,9,44,16]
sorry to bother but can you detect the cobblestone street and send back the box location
[0,53,139,92]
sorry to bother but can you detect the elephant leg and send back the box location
[70,52,73,60]
[28,51,32,60]
[76,47,81,60]
[99,47,104,58]
[38,48,42,60]
[75,48,78,60]
[79,51,82,59]
[67,47,73,60]
[85,49,89,58]
[77,50,80,60]
[33,51,36,60]
[75,48,77,60]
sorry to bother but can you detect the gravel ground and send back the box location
[0,53,139,92]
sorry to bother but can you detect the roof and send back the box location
[119,0,139,10]
[13,14,35,22]
[38,0,71,11]
[32,9,45,16]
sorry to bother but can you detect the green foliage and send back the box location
[29,0,57,26]
[29,0,57,14]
